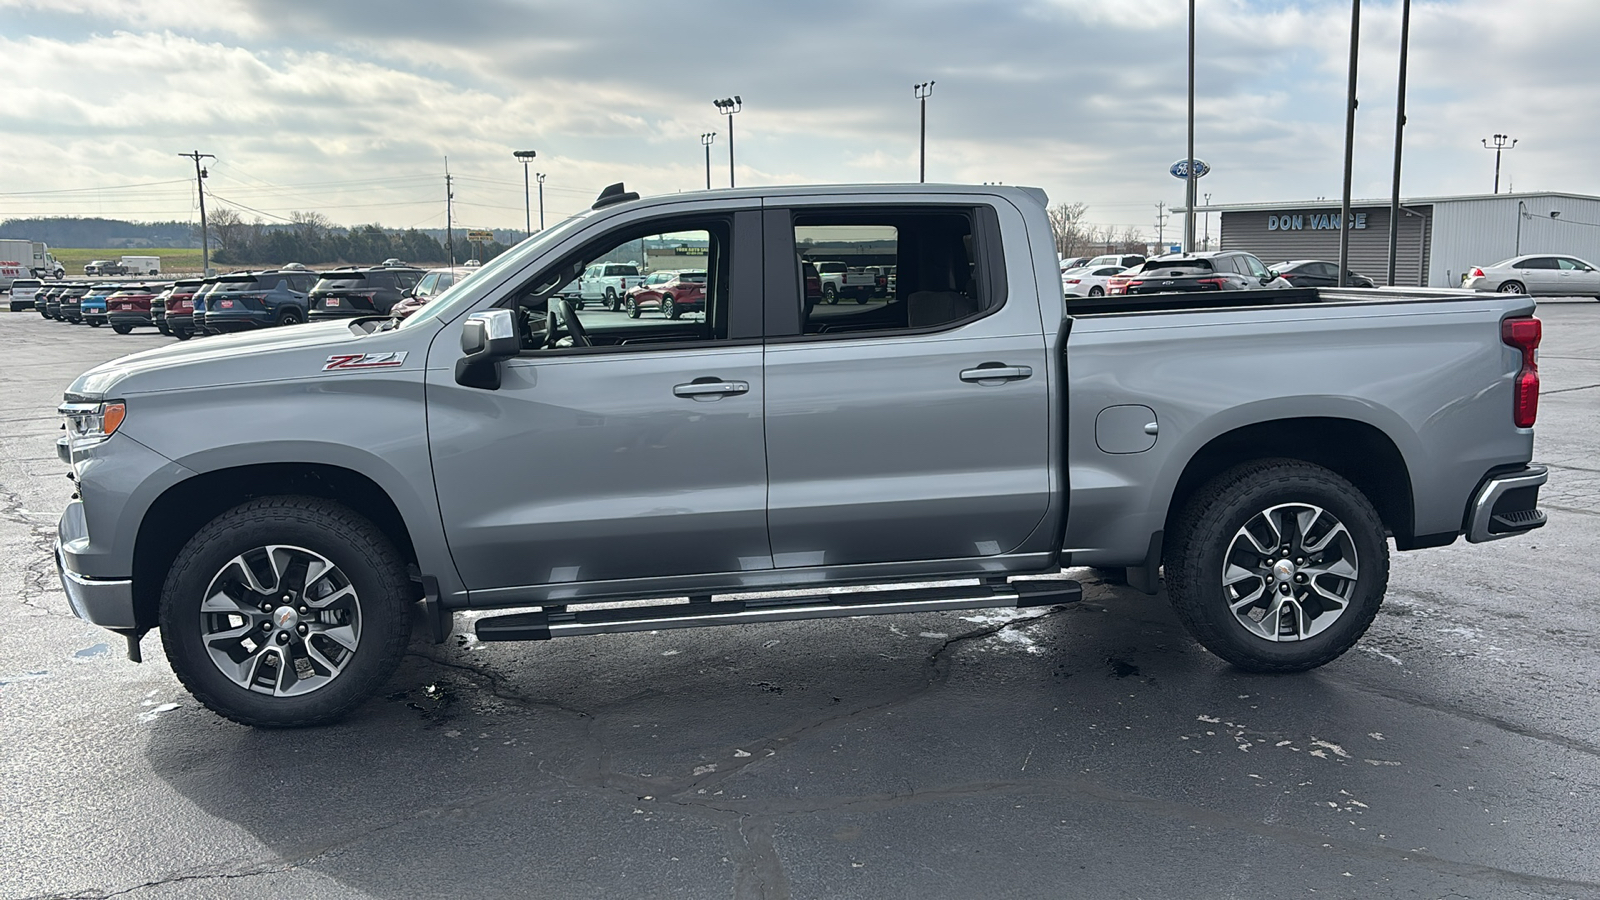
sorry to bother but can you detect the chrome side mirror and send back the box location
[455,308,519,389]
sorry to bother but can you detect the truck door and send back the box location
[426,209,771,594]
[761,202,1053,567]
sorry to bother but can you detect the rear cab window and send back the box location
[766,205,1006,339]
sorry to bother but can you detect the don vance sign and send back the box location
[1267,212,1369,231]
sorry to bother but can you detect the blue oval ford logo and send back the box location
[1169,158,1211,179]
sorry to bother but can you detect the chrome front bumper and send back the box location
[1466,465,1548,543]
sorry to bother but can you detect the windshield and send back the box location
[1141,259,1215,275]
[213,278,262,293]
[314,275,369,290]
[397,210,594,329]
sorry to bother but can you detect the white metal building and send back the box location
[1194,192,1600,288]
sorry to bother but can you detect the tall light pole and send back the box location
[1337,0,1361,288]
[1482,133,1517,194]
[914,81,935,183]
[178,150,215,273]
[1184,0,1196,253]
[1516,199,1527,254]
[1387,0,1411,286]
[536,172,546,231]
[513,149,536,241]
[1203,192,1212,250]
[713,96,741,187]
[700,132,716,190]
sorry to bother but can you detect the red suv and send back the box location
[106,284,164,334]
[623,269,706,319]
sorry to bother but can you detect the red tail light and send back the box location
[1501,316,1541,428]
[1064,278,1081,284]
[1471,267,1485,278]
[1195,278,1226,288]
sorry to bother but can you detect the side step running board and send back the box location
[474,579,1082,642]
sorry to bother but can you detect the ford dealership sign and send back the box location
[1169,158,1210,179]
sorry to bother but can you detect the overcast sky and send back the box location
[0,0,1590,236]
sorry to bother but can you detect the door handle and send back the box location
[959,364,1032,383]
[673,379,750,398]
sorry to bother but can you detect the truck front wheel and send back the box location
[1164,459,1389,672]
[158,496,413,727]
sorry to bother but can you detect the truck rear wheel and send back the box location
[112,323,133,334]
[158,496,413,728]
[1163,459,1388,672]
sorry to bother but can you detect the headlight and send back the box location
[59,401,126,442]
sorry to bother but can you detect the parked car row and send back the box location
[25,261,475,339]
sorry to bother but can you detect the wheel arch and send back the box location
[1163,416,1417,549]
[131,463,421,632]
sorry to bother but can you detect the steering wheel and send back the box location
[546,298,592,348]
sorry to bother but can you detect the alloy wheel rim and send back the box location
[199,545,362,697]
[1222,503,1359,642]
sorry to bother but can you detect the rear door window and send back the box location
[1520,257,1557,270]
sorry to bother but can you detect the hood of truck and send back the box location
[66,318,433,399]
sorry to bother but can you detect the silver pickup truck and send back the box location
[54,183,1548,727]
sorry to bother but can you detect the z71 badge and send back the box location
[323,352,408,371]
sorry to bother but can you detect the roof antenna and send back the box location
[593,183,640,209]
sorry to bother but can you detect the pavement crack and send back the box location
[19,863,297,899]
[732,814,792,900]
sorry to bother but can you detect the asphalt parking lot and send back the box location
[2,302,1598,900]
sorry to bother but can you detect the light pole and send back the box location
[536,173,546,231]
[1481,133,1517,194]
[1516,200,1527,254]
[700,132,716,190]
[1184,0,1196,253]
[513,149,536,241]
[914,81,935,183]
[1203,192,1212,250]
[1387,0,1411,286]
[713,96,741,187]
[1337,0,1360,288]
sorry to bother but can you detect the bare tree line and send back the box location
[1046,202,1147,259]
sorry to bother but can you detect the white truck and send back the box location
[577,261,644,311]
[811,260,879,304]
[0,239,65,289]
[120,255,161,276]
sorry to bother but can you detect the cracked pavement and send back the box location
[3,303,1600,899]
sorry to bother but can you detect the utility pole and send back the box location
[914,81,935,183]
[178,150,215,273]
[1203,192,1212,250]
[536,173,546,231]
[1183,0,1196,252]
[1155,202,1168,250]
[445,157,455,266]
[1337,0,1361,288]
[713,97,742,187]
[1387,0,1411,286]
[701,133,716,190]
[1481,133,1517,194]
[513,150,536,241]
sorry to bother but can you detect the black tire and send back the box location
[823,284,838,304]
[87,319,102,328]
[855,292,868,304]
[626,296,641,318]
[663,296,679,319]
[1498,281,1525,294]
[112,323,133,335]
[157,323,171,335]
[276,307,304,326]
[174,328,192,341]
[158,496,413,727]
[38,310,50,319]
[1163,459,1389,673]
[605,287,618,310]
[1089,286,1105,297]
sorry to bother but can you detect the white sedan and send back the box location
[1061,265,1128,298]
